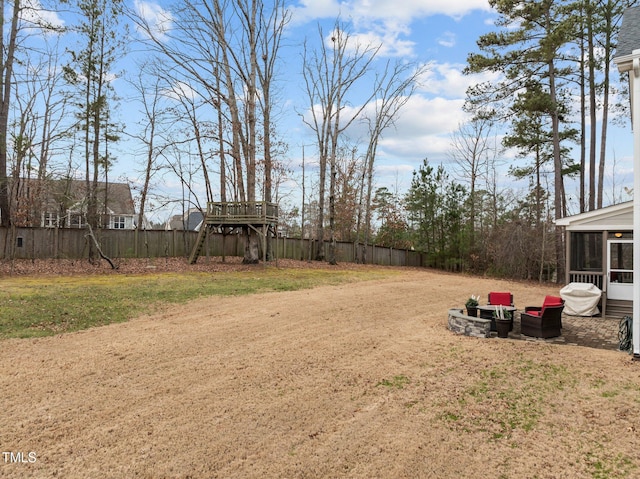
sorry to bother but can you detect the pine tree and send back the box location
[465,0,577,281]
[63,0,126,230]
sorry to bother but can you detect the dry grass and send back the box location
[1,263,639,478]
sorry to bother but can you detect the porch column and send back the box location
[565,229,570,284]
[633,51,640,359]
[602,231,607,299]
[614,7,640,360]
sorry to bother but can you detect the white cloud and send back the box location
[376,163,415,175]
[290,0,343,25]
[340,29,416,58]
[353,95,469,163]
[345,0,491,22]
[295,94,468,188]
[291,0,491,25]
[300,71,472,161]
[437,31,456,48]
[134,0,173,42]
[22,0,64,30]
[301,11,416,58]
[418,62,501,99]
[291,0,491,57]
[373,163,416,192]
[394,96,467,136]
[163,81,197,102]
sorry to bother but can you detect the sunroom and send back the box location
[556,201,633,318]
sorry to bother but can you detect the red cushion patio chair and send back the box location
[487,292,514,307]
[523,295,564,317]
[520,303,564,338]
[486,292,515,332]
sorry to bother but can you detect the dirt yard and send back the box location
[1,261,639,478]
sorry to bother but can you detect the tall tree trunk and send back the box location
[0,0,20,228]
[597,2,615,209]
[242,0,260,264]
[328,152,337,265]
[263,93,273,261]
[363,141,377,264]
[549,61,565,283]
[587,0,597,212]
[578,6,586,214]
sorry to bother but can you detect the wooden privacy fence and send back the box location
[0,227,425,268]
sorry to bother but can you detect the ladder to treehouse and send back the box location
[188,201,279,264]
[188,225,210,264]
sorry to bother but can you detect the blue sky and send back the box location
[279,0,501,199]
[32,0,637,221]
[275,0,634,213]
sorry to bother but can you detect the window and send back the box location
[43,212,57,228]
[111,216,126,229]
[70,214,83,228]
[570,232,602,271]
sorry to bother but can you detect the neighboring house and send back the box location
[11,178,137,230]
[556,201,633,317]
[165,208,204,231]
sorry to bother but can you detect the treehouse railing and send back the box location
[205,201,278,224]
[189,201,279,264]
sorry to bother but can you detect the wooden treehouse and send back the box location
[188,201,278,264]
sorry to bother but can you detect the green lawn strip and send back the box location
[440,357,575,439]
[0,267,397,339]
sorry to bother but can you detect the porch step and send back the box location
[605,299,632,319]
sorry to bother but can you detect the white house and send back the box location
[11,178,138,230]
[613,6,640,359]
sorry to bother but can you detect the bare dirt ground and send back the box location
[1,260,639,478]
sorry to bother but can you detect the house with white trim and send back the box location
[11,178,138,230]
[613,5,640,359]
[556,202,633,318]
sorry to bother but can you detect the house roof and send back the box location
[166,209,204,230]
[52,180,135,215]
[16,178,135,215]
[68,180,134,215]
[615,6,640,61]
[555,201,633,231]
[614,7,640,126]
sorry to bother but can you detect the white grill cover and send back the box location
[559,282,602,316]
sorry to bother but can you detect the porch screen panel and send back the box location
[570,232,602,271]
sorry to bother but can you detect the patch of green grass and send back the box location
[0,267,397,339]
[440,359,575,440]
[442,411,460,421]
[376,375,410,389]
[600,390,619,398]
[585,449,637,479]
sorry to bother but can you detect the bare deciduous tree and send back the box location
[128,60,174,231]
[257,0,290,259]
[132,0,287,263]
[302,20,378,264]
[356,59,425,263]
[448,114,498,252]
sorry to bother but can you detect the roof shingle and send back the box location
[616,6,640,59]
